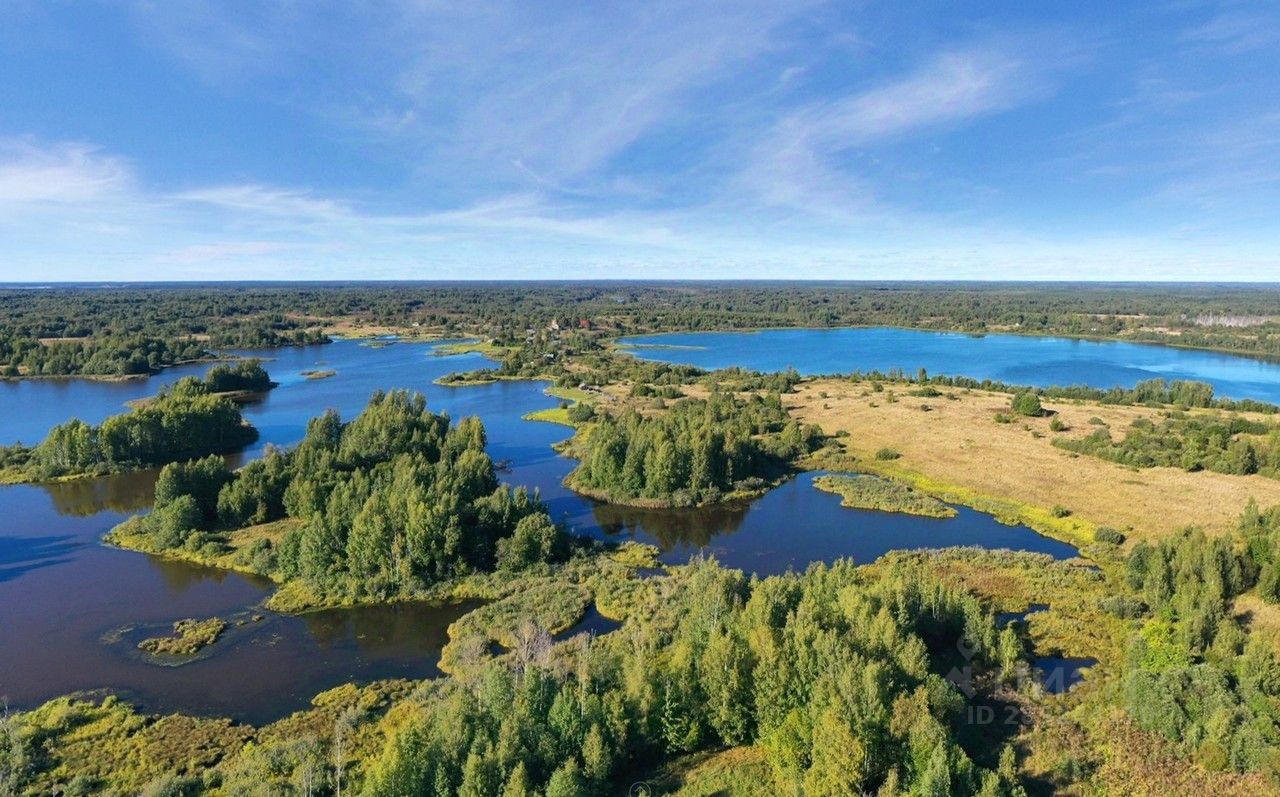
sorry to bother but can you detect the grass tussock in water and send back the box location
[814,473,958,518]
[138,617,227,657]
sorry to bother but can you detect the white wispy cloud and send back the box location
[2,4,1276,281]
[160,240,299,265]
[171,184,350,221]
[735,43,1047,214]
[804,47,1032,145]
[1181,9,1280,55]
[0,139,134,203]
[126,0,818,195]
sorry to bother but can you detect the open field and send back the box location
[787,379,1280,543]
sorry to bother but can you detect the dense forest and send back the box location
[1119,505,1280,771]
[4,282,1280,378]
[109,390,568,602]
[0,555,1029,796]
[356,559,1022,797]
[0,376,258,480]
[568,393,822,506]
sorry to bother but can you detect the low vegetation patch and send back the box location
[137,617,227,657]
[787,378,1280,541]
[432,338,516,358]
[439,579,592,674]
[813,473,958,518]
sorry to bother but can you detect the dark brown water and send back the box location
[0,338,1077,722]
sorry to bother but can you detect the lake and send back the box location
[1,337,1076,722]
[618,327,1280,403]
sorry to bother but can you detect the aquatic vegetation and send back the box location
[137,617,227,657]
[813,473,958,518]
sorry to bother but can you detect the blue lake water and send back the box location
[619,327,1280,403]
[0,338,1077,722]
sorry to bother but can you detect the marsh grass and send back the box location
[813,473,957,518]
[138,617,227,657]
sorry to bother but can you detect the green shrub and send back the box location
[1095,527,1126,545]
[566,402,596,423]
[1011,392,1043,417]
[1099,595,1145,619]
[874,447,901,461]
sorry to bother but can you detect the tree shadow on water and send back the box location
[0,534,82,582]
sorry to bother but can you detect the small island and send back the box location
[0,366,263,484]
[105,389,574,611]
[126,360,277,409]
[137,617,227,657]
[813,473,958,518]
[300,368,336,380]
[563,391,823,508]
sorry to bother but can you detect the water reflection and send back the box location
[591,472,1077,575]
[298,600,483,653]
[1034,656,1097,694]
[39,469,157,516]
[591,500,750,549]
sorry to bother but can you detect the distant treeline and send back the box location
[836,371,1278,415]
[4,282,1280,376]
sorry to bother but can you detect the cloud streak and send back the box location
[0,139,133,204]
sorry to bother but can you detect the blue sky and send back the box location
[0,1,1278,281]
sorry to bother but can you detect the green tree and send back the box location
[545,758,586,797]
[803,708,866,796]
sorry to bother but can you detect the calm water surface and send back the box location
[0,337,1077,722]
[619,327,1280,403]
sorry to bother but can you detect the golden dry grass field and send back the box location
[786,379,1280,543]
